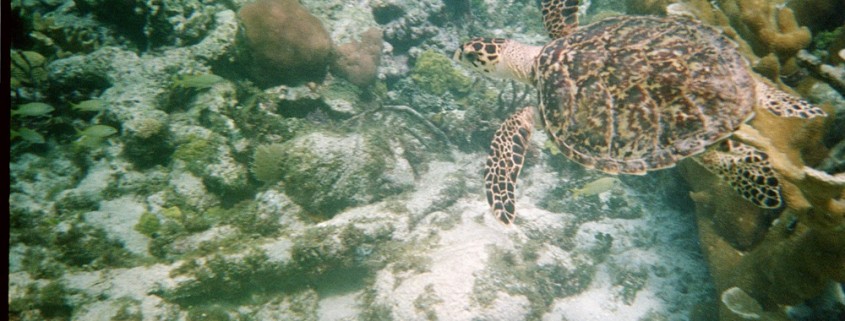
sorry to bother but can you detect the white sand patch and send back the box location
[64,263,182,320]
[318,291,361,321]
[372,201,519,321]
[260,237,294,263]
[543,208,710,321]
[84,196,150,256]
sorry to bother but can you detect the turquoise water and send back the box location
[9,0,845,320]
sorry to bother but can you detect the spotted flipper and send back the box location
[756,80,827,119]
[698,140,782,208]
[541,0,580,39]
[485,107,535,224]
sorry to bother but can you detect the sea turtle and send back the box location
[453,0,827,224]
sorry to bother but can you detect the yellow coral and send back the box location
[735,0,811,59]
[684,105,843,318]
[759,8,811,57]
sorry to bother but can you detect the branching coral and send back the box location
[736,1,811,58]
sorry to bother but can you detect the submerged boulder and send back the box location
[254,131,414,216]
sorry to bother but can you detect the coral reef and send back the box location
[682,97,844,319]
[8,0,843,320]
[331,27,385,88]
[377,0,443,53]
[238,0,333,86]
[72,0,222,50]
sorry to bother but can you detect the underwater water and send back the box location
[8,0,845,320]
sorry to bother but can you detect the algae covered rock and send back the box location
[169,124,249,195]
[253,131,414,216]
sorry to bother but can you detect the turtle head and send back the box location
[454,37,541,84]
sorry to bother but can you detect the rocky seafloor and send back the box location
[8,0,845,320]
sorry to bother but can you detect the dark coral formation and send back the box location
[238,0,333,86]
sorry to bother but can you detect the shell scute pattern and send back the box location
[536,16,756,173]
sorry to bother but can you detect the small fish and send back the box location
[571,177,620,199]
[12,102,54,117]
[11,128,45,144]
[71,99,106,112]
[78,124,118,138]
[74,135,105,148]
[172,74,224,89]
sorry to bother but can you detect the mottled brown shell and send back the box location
[535,15,755,174]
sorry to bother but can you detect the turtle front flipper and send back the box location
[486,107,535,224]
[697,140,782,208]
[541,0,580,39]
[755,80,827,118]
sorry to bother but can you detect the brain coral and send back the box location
[239,0,332,86]
[331,28,384,88]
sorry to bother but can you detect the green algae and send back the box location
[411,50,473,96]
[172,135,219,176]
[213,200,279,236]
[162,219,396,307]
[21,247,65,279]
[111,298,143,321]
[134,212,161,237]
[9,281,76,319]
[56,223,135,268]
[161,250,284,306]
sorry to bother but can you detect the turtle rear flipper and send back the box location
[486,107,535,224]
[698,141,782,208]
[541,0,580,39]
[756,80,827,119]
